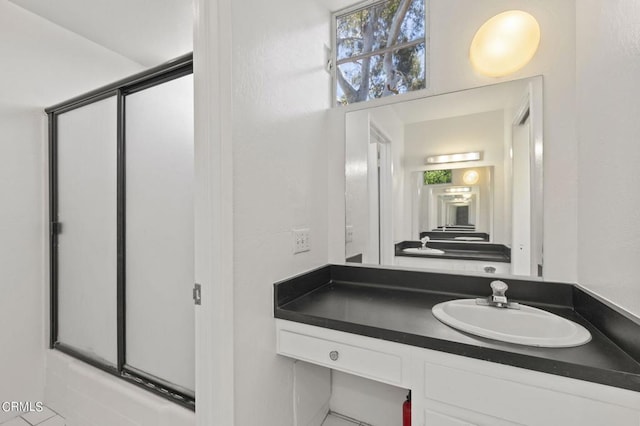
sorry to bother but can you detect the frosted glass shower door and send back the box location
[124,74,194,393]
[56,97,118,365]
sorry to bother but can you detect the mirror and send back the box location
[345,76,543,277]
[419,166,491,241]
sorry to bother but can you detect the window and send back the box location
[334,0,427,106]
[424,169,452,185]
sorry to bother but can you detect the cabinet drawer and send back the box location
[278,329,403,385]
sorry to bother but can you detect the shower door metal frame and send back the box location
[47,53,195,410]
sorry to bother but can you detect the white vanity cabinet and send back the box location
[394,256,510,275]
[416,354,640,426]
[275,319,640,426]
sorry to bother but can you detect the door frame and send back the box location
[194,0,235,424]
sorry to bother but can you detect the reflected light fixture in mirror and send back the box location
[444,187,471,193]
[425,151,481,164]
[470,10,541,77]
[463,169,480,185]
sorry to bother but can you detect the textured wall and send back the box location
[229,0,333,424]
[576,0,640,316]
[0,1,143,423]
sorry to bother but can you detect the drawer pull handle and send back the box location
[329,350,339,361]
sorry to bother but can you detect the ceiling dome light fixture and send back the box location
[469,10,541,77]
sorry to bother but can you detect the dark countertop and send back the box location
[395,240,511,263]
[274,264,640,393]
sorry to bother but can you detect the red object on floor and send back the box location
[403,391,411,426]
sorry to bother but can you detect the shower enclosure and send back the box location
[47,54,195,409]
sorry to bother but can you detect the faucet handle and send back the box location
[490,280,508,295]
[476,280,520,309]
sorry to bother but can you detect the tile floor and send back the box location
[0,406,64,426]
[2,407,362,426]
[322,412,372,426]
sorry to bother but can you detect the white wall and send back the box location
[0,1,143,113]
[576,0,640,316]
[0,111,47,423]
[228,0,332,424]
[0,0,145,423]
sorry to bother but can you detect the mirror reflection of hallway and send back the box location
[345,76,544,277]
[455,205,469,226]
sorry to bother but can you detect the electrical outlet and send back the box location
[293,228,310,254]
[345,225,354,243]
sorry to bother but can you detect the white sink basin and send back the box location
[403,247,445,255]
[432,299,592,347]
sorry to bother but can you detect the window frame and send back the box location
[331,0,430,106]
[47,53,195,410]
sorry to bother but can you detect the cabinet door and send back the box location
[423,362,639,426]
[419,401,521,426]
[425,409,478,426]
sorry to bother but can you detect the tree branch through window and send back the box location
[335,0,426,105]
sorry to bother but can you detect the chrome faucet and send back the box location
[476,280,520,309]
[420,236,430,249]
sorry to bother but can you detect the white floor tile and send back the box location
[36,417,65,426]
[21,407,56,425]
[1,417,30,426]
